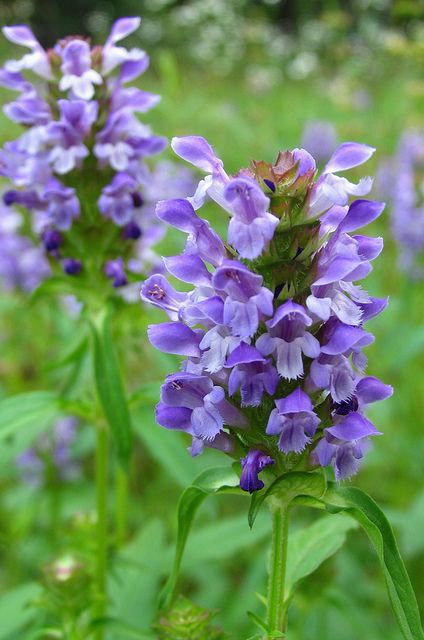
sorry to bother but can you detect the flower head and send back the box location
[143,134,391,490]
[0,19,194,299]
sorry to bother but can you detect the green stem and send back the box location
[94,425,109,640]
[266,503,289,638]
[115,465,129,547]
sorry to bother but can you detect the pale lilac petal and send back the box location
[171,135,224,173]
[148,322,201,357]
[356,377,393,405]
[325,142,375,174]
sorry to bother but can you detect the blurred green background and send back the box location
[1,1,424,638]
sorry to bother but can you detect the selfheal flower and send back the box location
[313,412,381,480]
[0,17,176,294]
[240,450,275,493]
[104,258,128,287]
[156,373,246,442]
[227,343,279,407]
[156,198,225,266]
[144,133,390,490]
[58,39,102,100]
[256,300,320,380]
[224,177,279,259]
[266,388,320,453]
[212,260,273,338]
[308,142,375,218]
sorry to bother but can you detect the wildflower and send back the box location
[0,19,194,298]
[143,135,392,487]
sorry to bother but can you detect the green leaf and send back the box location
[320,485,424,640]
[91,311,132,467]
[0,391,60,442]
[248,471,327,528]
[158,466,244,611]
[285,513,357,596]
[0,582,41,638]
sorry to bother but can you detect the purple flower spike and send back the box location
[266,388,320,453]
[142,131,391,484]
[240,450,275,493]
[225,177,278,259]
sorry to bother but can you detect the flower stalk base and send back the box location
[266,503,289,638]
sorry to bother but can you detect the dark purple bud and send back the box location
[131,192,144,208]
[122,221,142,240]
[3,190,18,206]
[263,179,276,192]
[63,258,82,275]
[104,258,128,288]
[240,449,274,493]
[333,395,359,416]
[42,229,63,252]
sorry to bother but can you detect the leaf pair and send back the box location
[163,466,424,640]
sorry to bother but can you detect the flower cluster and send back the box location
[0,18,188,294]
[142,134,393,492]
[376,129,424,279]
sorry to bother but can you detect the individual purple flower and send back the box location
[156,198,225,267]
[308,142,375,218]
[240,450,275,493]
[58,39,102,100]
[104,257,128,287]
[2,25,52,79]
[98,172,139,226]
[256,300,320,380]
[266,388,321,454]
[224,177,279,259]
[141,274,188,320]
[313,412,380,480]
[212,260,273,338]
[156,372,246,442]
[227,343,278,407]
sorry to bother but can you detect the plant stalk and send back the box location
[266,503,289,638]
[115,464,129,547]
[94,425,109,639]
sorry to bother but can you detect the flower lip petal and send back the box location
[321,323,372,356]
[356,376,393,404]
[147,322,201,357]
[266,299,312,329]
[326,412,381,441]
[171,135,224,173]
[274,387,314,414]
[226,342,265,367]
[106,17,141,45]
[164,254,211,286]
[324,142,375,174]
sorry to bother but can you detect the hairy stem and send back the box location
[94,425,108,639]
[266,503,289,638]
